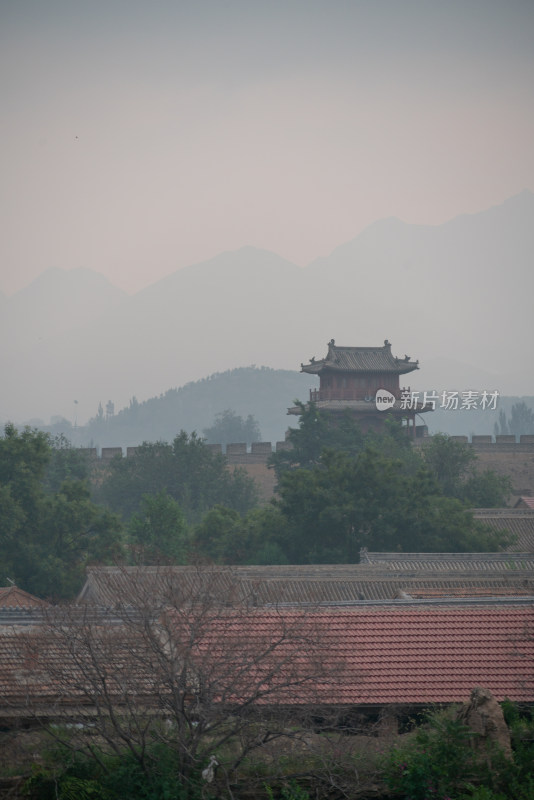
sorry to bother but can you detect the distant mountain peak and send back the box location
[1,190,532,424]
[13,266,126,299]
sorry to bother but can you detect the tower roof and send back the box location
[301,339,420,376]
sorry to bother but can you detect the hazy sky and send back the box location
[2,0,533,296]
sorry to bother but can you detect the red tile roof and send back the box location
[312,606,534,705]
[0,625,165,710]
[170,605,534,706]
[515,497,534,510]
[0,586,48,608]
[2,605,532,714]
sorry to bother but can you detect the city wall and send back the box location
[82,440,292,462]
[85,436,534,502]
[85,442,292,502]
[449,435,534,500]
[82,435,534,462]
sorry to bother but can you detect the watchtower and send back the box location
[290,339,431,433]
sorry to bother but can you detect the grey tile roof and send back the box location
[301,340,419,375]
[471,509,534,553]
[0,608,46,627]
[77,565,534,606]
[359,549,534,571]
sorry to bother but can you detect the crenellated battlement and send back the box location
[82,435,534,502]
[81,435,534,461]
[450,435,534,451]
[80,440,293,462]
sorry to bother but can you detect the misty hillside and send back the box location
[33,364,534,449]
[0,267,127,350]
[51,367,317,448]
[1,192,533,425]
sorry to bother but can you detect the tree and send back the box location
[36,480,125,599]
[192,505,246,564]
[98,431,258,523]
[128,490,188,564]
[189,417,510,564]
[494,401,534,438]
[44,433,91,493]
[422,433,511,507]
[272,446,507,561]
[202,409,261,446]
[269,403,427,485]
[269,401,365,480]
[15,568,333,799]
[460,469,512,508]
[0,424,124,599]
[421,433,477,497]
[191,505,289,565]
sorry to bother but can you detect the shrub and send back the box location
[385,710,478,800]
[24,742,207,800]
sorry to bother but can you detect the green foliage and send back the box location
[192,411,508,564]
[203,409,261,445]
[269,401,365,480]
[98,431,258,524]
[264,781,311,800]
[460,783,534,800]
[192,505,289,564]
[128,490,188,564]
[100,744,202,799]
[44,434,91,492]
[35,480,124,598]
[186,409,509,564]
[78,367,315,448]
[500,702,534,791]
[0,424,125,599]
[422,433,511,507]
[385,704,534,800]
[192,505,245,563]
[272,446,504,562]
[422,433,477,497]
[459,787,508,800]
[24,742,205,800]
[460,470,512,508]
[25,766,107,800]
[0,423,50,526]
[385,711,479,800]
[241,506,290,564]
[274,409,508,506]
[19,703,534,800]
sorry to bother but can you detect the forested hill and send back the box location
[67,367,317,448]
[29,364,534,448]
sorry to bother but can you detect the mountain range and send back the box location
[2,190,533,426]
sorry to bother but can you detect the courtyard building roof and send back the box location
[301,339,420,376]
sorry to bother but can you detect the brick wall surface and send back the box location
[85,439,534,503]
[471,445,534,501]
